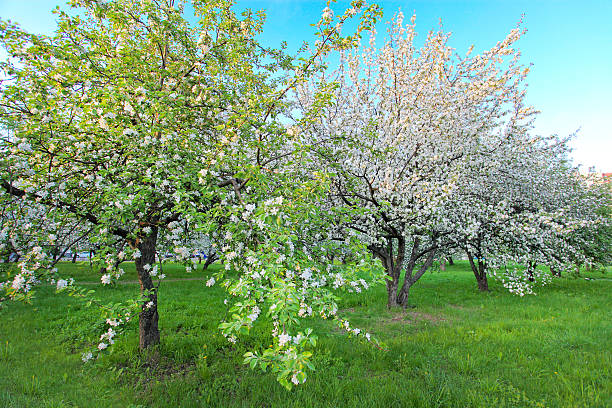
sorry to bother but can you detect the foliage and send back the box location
[1,0,609,391]
[0,0,384,388]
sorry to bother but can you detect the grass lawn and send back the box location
[1,261,610,407]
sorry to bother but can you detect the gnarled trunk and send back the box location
[373,237,405,309]
[476,274,489,291]
[134,228,160,349]
[386,277,399,308]
[397,250,436,307]
[467,251,489,292]
[374,237,436,309]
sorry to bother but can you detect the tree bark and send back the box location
[72,252,77,263]
[467,251,489,291]
[526,261,536,282]
[447,256,454,266]
[372,238,403,309]
[372,237,436,308]
[550,265,561,277]
[397,249,436,307]
[476,273,489,291]
[202,251,218,271]
[386,276,399,308]
[134,228,160,349]
[52,245,61,262]
[396,284,410,307]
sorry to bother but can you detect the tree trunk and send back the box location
[526,261,536,282]
[476,274,489,291]
[72,252,77,263]
[52,245,61,262]
[397,284,410,307]
[447,256,454,266]
[202,252,218,271]
[386,237,405,308]
[467,251,489,292]
[372,241,402,309]
[134,229,160,349]
[396,248,436,308]
[386,276,399,308]
[373,238,436,309]
[476,259,489,291]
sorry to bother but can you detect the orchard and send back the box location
[0,0,610,404]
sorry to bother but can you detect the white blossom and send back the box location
[278,333,291,347]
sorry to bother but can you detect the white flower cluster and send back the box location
[99,327,116,349]
[54,278,74,290]
[348,279,369,293]
[173,246,190,261]
[247,306,261,322]
[7,246,46,295]
[321,7,333,21]
[78,312,130,361]
[339,319,371,342]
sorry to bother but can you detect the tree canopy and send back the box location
[0,0,384,389]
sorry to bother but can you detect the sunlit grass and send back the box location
[1,261,610,407]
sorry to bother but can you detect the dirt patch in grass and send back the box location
[113,351,197,388]
[388,311,447,325]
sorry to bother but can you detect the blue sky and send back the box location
[1,0,610,172]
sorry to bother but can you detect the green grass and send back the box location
[1,261,610,407]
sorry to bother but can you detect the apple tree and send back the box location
[0,0,383,388]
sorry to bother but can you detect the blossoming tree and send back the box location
[445,132,609,294]
[0,0,384,388]
[296,13,535,307]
